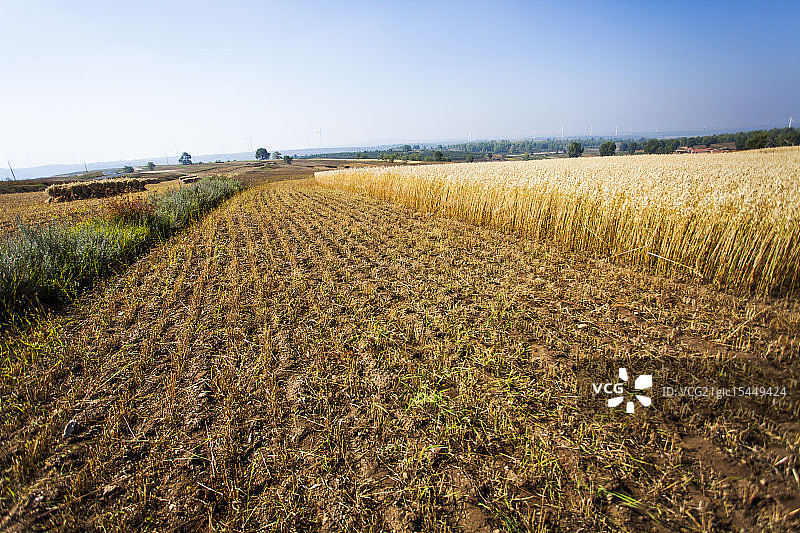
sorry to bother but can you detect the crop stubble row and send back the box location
[1,180,799,531]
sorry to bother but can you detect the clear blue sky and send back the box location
[2,0,798,168]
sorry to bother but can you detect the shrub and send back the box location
[106,196,157,226]
[152,177,242,231]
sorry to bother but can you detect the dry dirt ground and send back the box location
[1,176,798,532]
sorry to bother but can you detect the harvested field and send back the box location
[1,177,798,531]
[0,192,111,239]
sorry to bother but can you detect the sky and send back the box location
[1,0,799,169]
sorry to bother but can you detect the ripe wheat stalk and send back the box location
[316,147,800,294]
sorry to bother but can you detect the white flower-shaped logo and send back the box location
[608,368,652,413]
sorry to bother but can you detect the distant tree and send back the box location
[402,145,412,152]
[599,141,616,156]
[628,141,637,154]
[255,148,269,160]
[643,139,662,154]
[466,154,474,163]
[734,133,747,150]
[273,151,281,160]
[178,152,192,165]
[433,150,445,161]
[146,161,155,171]
[664,139,680,153]
[567,141,583,158]
[122,165,134,173]
[283,155,293,164]
[620,142,629,153]
[777,128,800,146]
[745,132,769,150]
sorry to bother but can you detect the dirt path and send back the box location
[1,178,798,531]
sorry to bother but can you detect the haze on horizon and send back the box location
[1,0,798,170]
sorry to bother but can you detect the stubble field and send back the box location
[1,167,799,531]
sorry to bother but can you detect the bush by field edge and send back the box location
[0,176,242,322]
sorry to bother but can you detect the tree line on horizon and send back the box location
[296,127,799,162]
[451,127,800,156]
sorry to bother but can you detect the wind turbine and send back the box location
[790,115,794,128]
[315,129,323,149]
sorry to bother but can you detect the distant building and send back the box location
[709,142,736,152]
[687,145,712,153]
[680,142,736,154]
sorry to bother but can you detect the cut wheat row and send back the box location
[315,146,800,294]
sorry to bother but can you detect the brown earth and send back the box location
[0,176,798,531]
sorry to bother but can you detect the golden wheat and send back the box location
[315,147,800,293]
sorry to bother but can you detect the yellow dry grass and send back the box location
[316,146,800,294]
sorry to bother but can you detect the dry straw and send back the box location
[45,177,157,202]
[316,147,800,294]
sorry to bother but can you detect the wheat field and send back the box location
[316,146,800,294]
